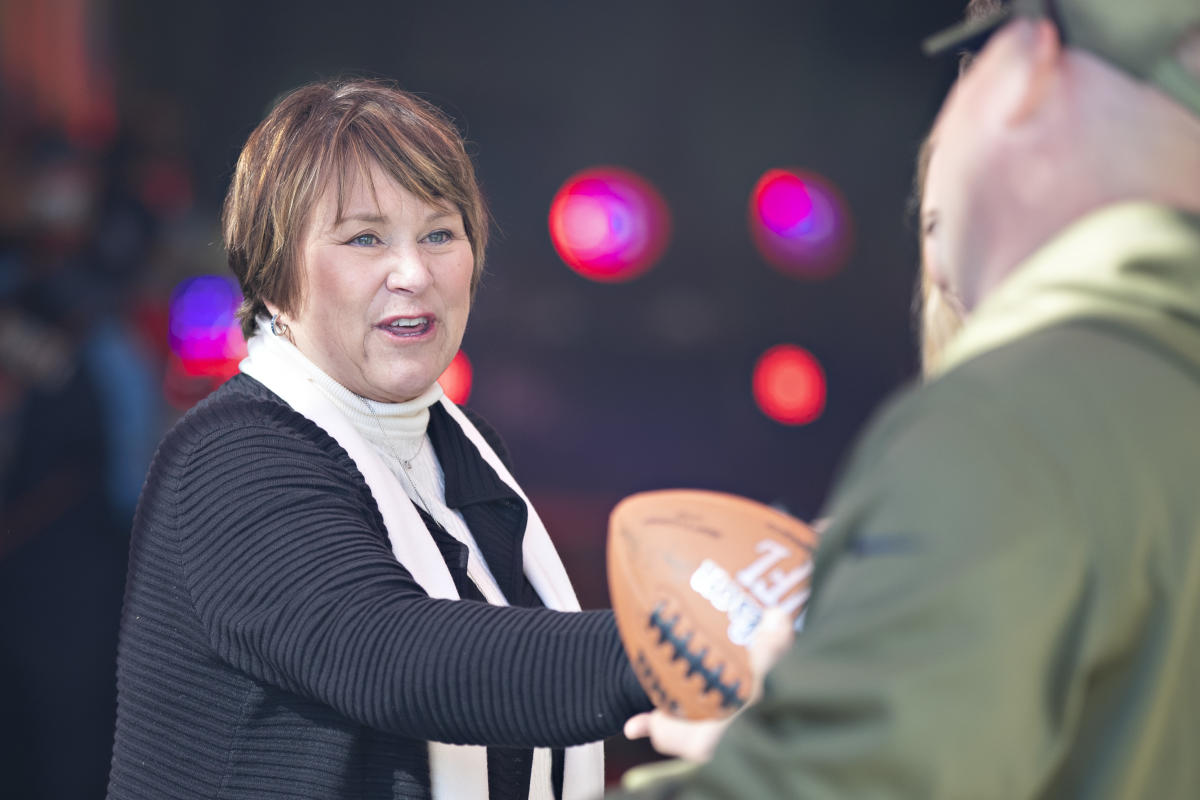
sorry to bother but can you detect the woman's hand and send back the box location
[623,606,796,762]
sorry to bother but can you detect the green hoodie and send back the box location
[616,203,1200,799]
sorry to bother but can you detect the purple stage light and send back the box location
[168,275,246,378]
[749,169,852,278]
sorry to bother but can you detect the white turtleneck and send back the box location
[267,336,503,599]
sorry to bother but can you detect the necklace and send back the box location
[358,395,433,515]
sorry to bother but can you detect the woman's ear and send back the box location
[1007,18,1062,125]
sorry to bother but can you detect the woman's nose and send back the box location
[384,246,433,293]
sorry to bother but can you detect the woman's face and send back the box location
[282,162,474,403]
[918,138,967,376]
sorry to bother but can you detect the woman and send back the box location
[107,79,650,800]
[914,132,967,377]
[913,0,998,377]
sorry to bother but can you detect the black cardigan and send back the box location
[107,374,649,800]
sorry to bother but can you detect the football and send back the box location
[607,489,818,720]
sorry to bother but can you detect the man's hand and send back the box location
[623,606,796,762]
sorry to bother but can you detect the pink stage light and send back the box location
[548,167,671,282]
[749,169,852,278]
[753,344,826,426]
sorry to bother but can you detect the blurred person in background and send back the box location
[106,79,652,800]
[913,0,1001,376]
[913,134,967,377]
[0,129,163,798]
[617,0,1200,797]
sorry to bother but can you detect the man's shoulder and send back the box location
[876,318,1188,447]
[810,325,1124,609]
[829,317,1200,526]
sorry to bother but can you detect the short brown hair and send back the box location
[222,79,489,338]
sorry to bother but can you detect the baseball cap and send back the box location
[922,0,1200,117]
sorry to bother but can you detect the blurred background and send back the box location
[0,0,964,795]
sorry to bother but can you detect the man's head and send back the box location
[920,0,1200,312]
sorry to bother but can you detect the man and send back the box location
[617,0,1200,796]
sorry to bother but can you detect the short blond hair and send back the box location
[222,79,489,338]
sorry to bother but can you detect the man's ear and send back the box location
[1008,18,1062,125]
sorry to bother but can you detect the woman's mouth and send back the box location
[379,316,434,338]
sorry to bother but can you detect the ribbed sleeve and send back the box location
[108,375,649,800]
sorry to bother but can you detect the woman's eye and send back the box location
[349,233,381,246]
[424,229,453,245]
[922,213,938,238]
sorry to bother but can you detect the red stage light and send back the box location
[548,167,671,282]
[749,169,852,278]
[753,344,826,426]
[439,350,473,405]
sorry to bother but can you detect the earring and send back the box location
[270,314,288,337]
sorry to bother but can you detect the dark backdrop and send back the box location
[112,0,960,520]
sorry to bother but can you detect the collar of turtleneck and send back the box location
[252,317,443,463]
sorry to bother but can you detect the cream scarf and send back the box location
[239,324,604,800]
